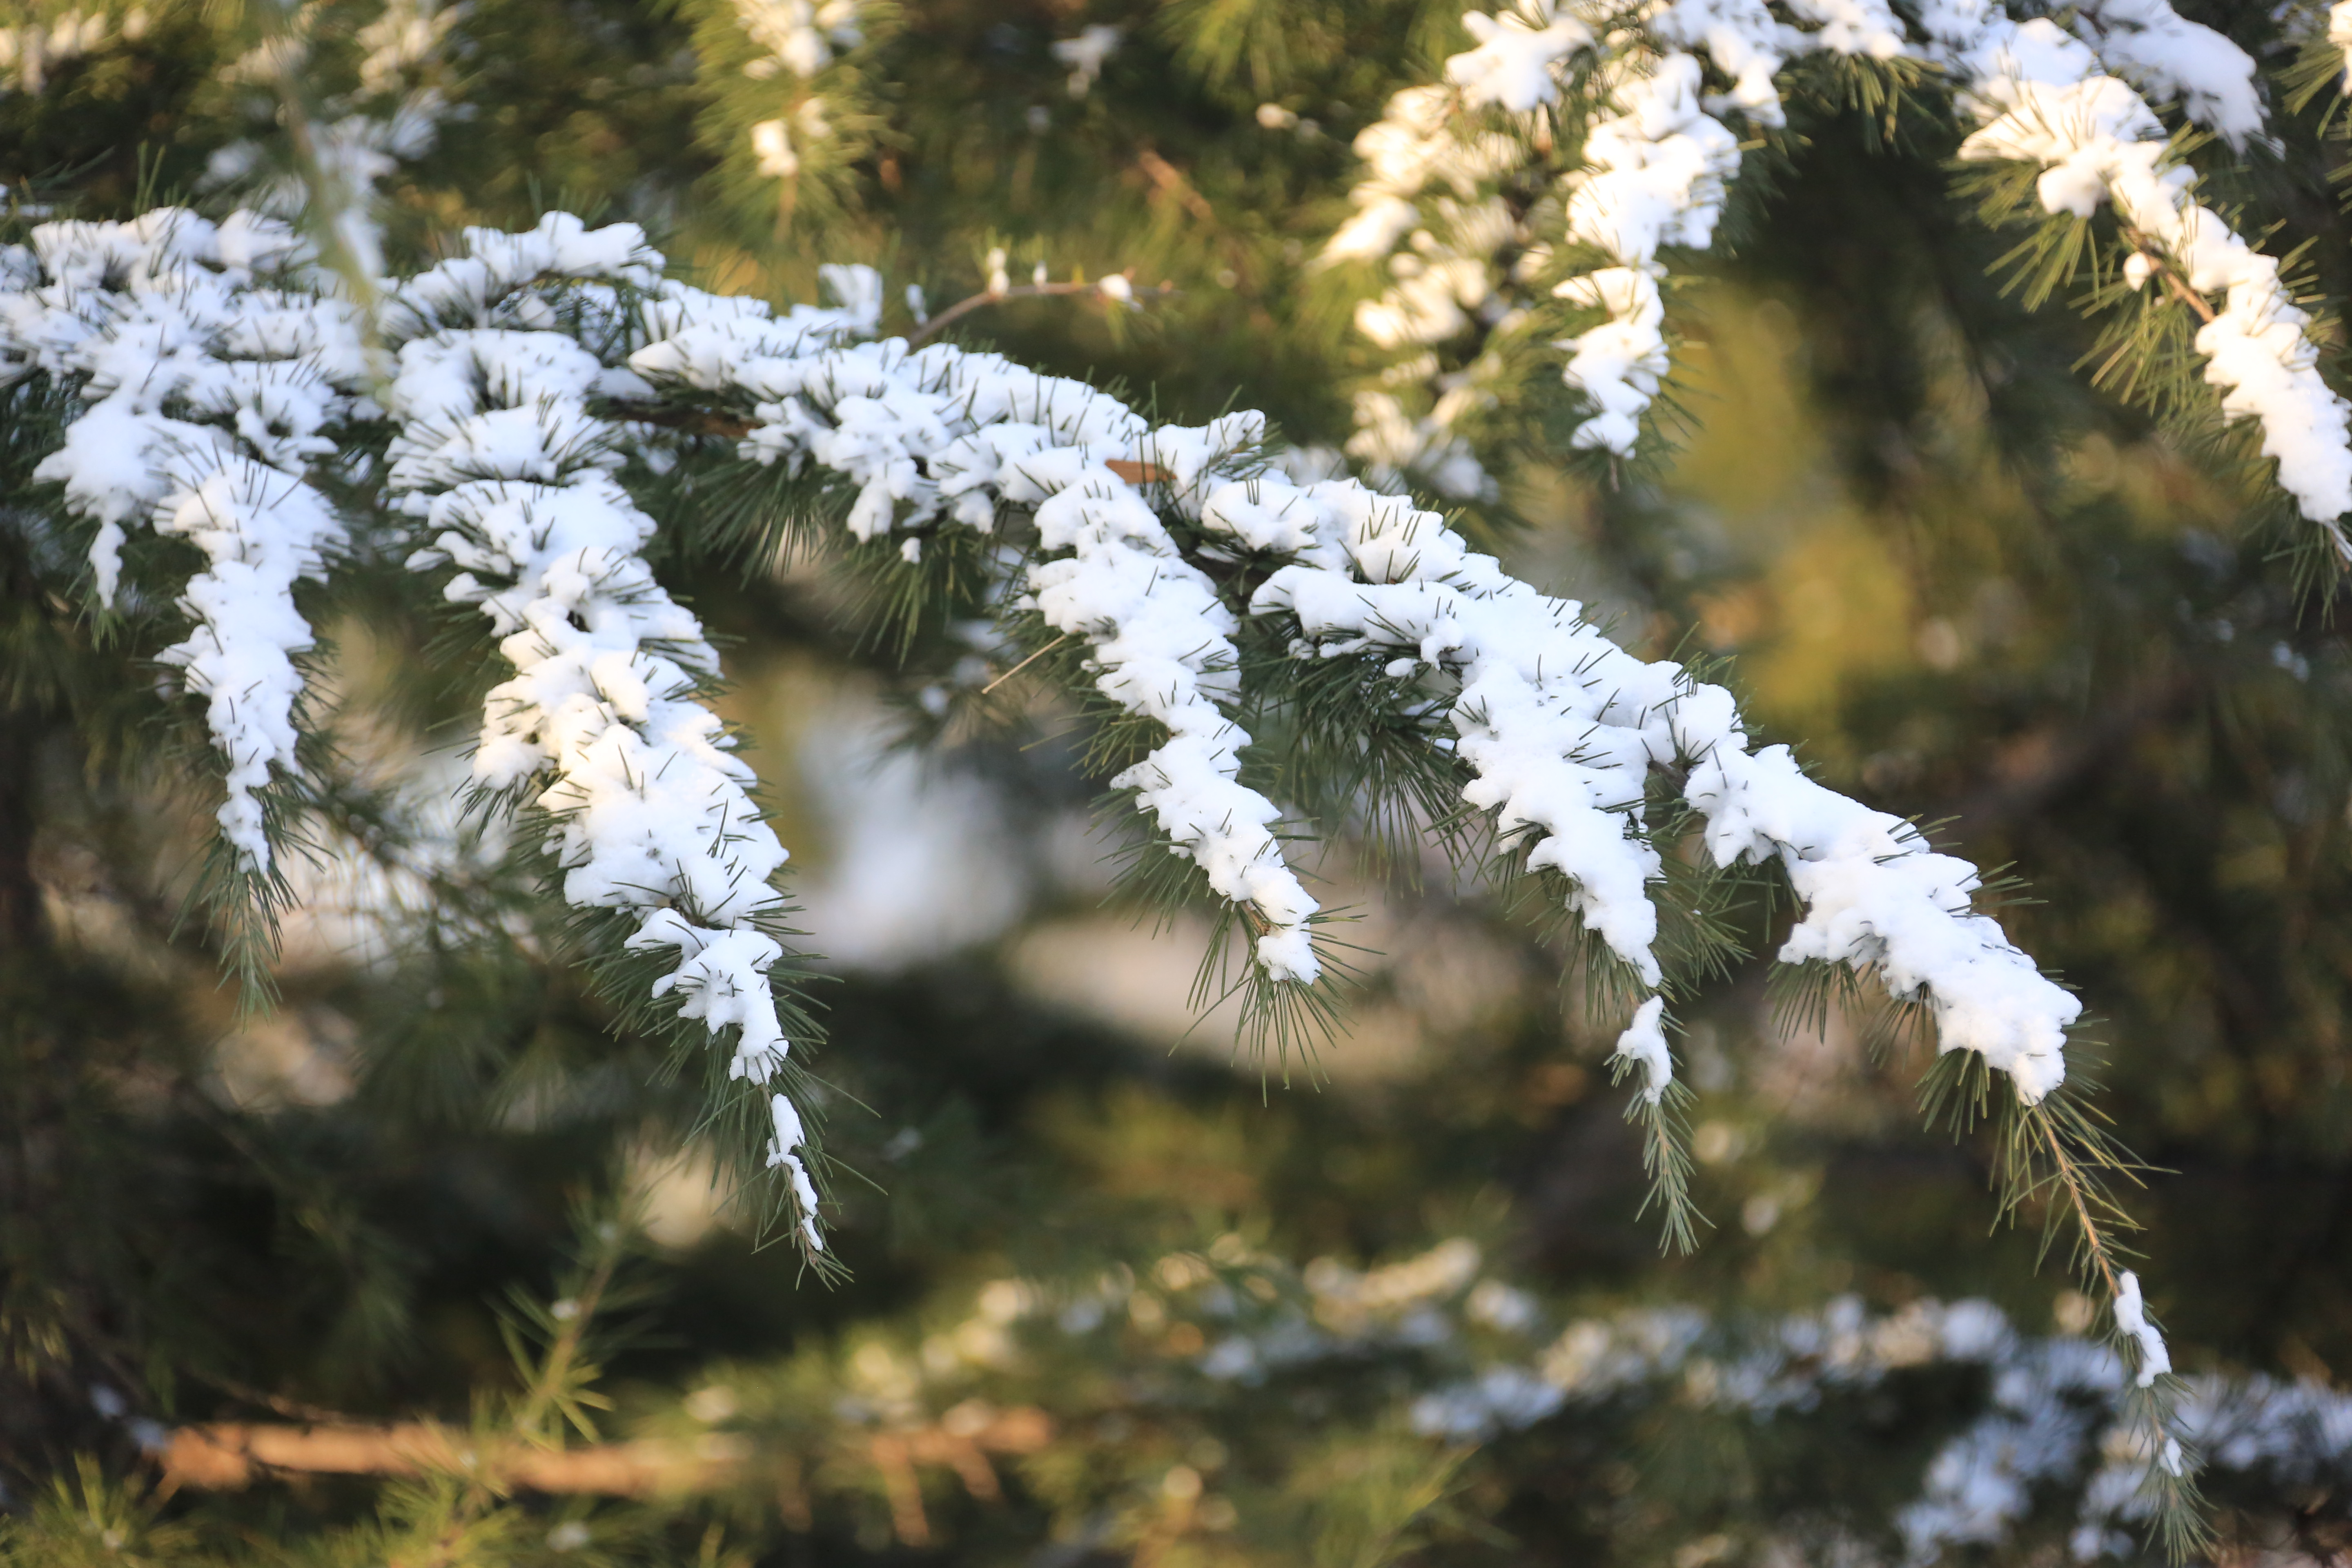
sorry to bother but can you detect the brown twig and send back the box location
[980,633,1071,695]
[1135,149,1216,223]
[597,402,756,439]
[159,1422,738,1497]
[159,1404,1054,1535]
[2037,1112,2124,1298]
[866,1405,1052,1546]
[905,277,1177,347]
[2156,262,2219,327]
[2120,225,2218,326]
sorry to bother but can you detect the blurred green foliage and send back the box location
[5,0,2352,1564]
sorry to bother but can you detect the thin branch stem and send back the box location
[595,401,754,439]
[2120,224,2218,326]
[255,1,383,309]
[511,1238,617,1440]
[980,633,1070,694]
[2037,1110,2123,1297]
[905,278,1177,347]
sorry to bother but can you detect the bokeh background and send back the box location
[5,1,2351,1562]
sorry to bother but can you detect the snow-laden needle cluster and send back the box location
[1926,1,2352,559]
[1253,474,2081,1103]
[1328,0,2348,559]
[0,209,370,867]
[734,0,861,78]
[384,214,842,1250]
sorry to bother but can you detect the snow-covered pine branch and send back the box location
[615,232,2117,1277]
[1323,0,1909,487]
[1,210,369,871]
[1927,3,2352,561]
[381,214,837,1253]
[625,278,2082,1112]
[608,232,2187,1500]
[0,205,2171,1471]
[625,325,1330,986]
[0,209,840,1257]
[1247,478,2080,1105]
[1328,0,2351,563]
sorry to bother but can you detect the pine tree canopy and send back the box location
[6,1,2352,1564]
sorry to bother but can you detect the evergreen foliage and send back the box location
[6,2,2352,1565]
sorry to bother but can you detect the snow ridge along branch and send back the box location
[383,214,832,1253]
[1,209,370,871]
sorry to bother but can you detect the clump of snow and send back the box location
[1051,24,1121,98]
[1,208,366,868]
[1649,0,1794,128]
[1612,996,1673,1103]
[733,0,861,79]
[2112,1270,2172,1388]
[1782,0,1908,61]
[1446,1,1590,112]
[1689,744,2080,1101]
[2069,0,2263,149]
[1554,52,1739,453]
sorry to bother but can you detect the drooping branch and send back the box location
[384,214,840,1257]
